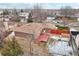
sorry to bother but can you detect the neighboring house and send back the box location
[0,17,11,22]
[45,15,64,24]
[69,22,79,27]
[45,15,55,23]
[19,12,29,22]
[3,17,10,22]
[0,11,3,15]
[47,15,55,20]
[20,16,27,22]
[49,29,70,41]
[52,19,63,24]
[10,15,17,22]
[19,12,29,18]
[1,15,12,22]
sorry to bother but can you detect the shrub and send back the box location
[15,18,20,22]
[1,40,23,56]
[56,25,69,30]
[27,13,33,23]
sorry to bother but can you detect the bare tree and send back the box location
[31,4,46,22]
[12,9,20,22]
[60,6,76,17]
[13,9,18,16]
[2,9,9,15]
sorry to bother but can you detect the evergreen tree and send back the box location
[2,9,9,15]
[27,13,33,23]
[20,9,24,12]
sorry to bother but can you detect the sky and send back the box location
[0,3,79,9]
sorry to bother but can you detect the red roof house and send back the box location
[36,34,49,43]
[49,29,70,35]
[36,29,70,43]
